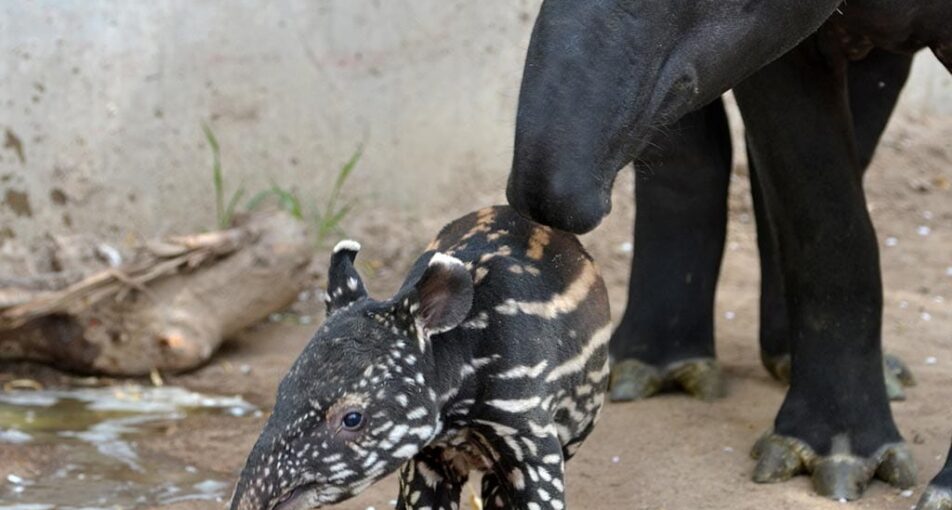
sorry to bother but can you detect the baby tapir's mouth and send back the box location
[272,481,321,510]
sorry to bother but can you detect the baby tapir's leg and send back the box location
[480,473,507,509]
[396,448,466,510]
[478,420,567,509]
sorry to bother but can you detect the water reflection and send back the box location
[0,385,257,509]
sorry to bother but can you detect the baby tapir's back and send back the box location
[426,205,612,456]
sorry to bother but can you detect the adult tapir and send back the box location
[505,0,951,503]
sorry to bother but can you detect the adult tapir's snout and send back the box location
[505,0,660,234]
[506,148,613,234]
[508,0,846,235]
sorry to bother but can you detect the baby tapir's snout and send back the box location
[232,205,611,509]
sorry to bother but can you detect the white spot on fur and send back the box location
[494,260,599,319]
[474,266,489,284]
[392,444,419,458]
[473,419,518,436]
[333,239,361,254]
[509,468,526,490]
[495,360,548,379]
[461,311,489,329]
[485,397,542,413]
[406,407,428,420]
[387,424,409,444]
[416,462,443,488]
[429,252,464,268]
[545,324,612,383]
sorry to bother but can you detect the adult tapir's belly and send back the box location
[829,0,951,63]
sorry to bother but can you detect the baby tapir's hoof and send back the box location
[609,357,725,402]
[751,432,917,501]
[762,352,915,401]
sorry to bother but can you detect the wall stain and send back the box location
[3,129,26,163]
[0,226,14,245]
[3,189,33,217]
[50,188,68,205]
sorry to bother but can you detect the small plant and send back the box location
[243,147,362,247]
[201,123,360,244]
[247,182,305,221]
[202,123,245,228]
[313,147,361,246]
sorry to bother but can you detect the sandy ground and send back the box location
[1,110,951,509]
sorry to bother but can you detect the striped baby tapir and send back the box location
[230,205,611,510]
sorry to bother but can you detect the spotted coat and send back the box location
[230,205,611,510]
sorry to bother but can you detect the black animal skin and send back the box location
[505,0,950,501]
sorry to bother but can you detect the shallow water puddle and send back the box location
[0,385,258,509]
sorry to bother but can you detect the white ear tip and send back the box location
[333,239,361,254]
[429,252,464,268]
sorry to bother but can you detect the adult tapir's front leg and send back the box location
[609,98,732,402]
[918,440,952,510]
[733,36,916,500]
[396,449,465,510]
[755,48,916,400]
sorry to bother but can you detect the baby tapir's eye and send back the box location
[341,411,364,430]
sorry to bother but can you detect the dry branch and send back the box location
[0,212,312,375]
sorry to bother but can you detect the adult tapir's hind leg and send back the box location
[734,36,916,500]
[754,47,915,401]
[609,97,732,402]
[918,440,952,510]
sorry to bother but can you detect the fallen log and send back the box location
[0,212,312,375]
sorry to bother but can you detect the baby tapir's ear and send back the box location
[325,240,368,314]
[412,253,474,335]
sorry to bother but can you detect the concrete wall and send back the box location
[1,0,950,246]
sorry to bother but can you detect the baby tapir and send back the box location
[231,205,611,510]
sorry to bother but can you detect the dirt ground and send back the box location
[1,109,951,509]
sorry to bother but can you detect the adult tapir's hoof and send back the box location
[761,353,792,383]
[919,448,952,510]
[917,486,952,510]
[609,359,662,401]
[884,353,917,399]
[609,357,725,402]
[751,432,917,501]
[762,353,915,401]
